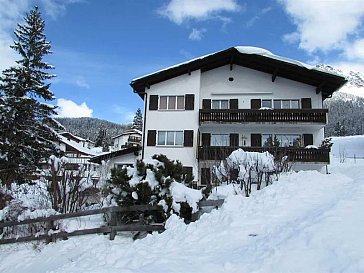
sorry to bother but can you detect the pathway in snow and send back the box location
[1,159,364,273]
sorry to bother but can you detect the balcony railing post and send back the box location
[199,109,327,123]
[198,146,330,163]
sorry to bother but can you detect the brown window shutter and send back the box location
[303,134,313,146]
[301,98,312,109]
[185,94,195,110]
[202,99,211,109]
[251,134,262,147]
[149,95,158,110]
[229,99,238,110]
[201,168,211,185]
[147,130,156,146]
[251,99,261,109]
[184,130,194,147]
[230,133,239,147]
[201,133,211,146]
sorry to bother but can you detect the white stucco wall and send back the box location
[143,70,201,179]
[142,64,328,182]
[200,65,322,109]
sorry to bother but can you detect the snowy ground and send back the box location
[1,138,364,273]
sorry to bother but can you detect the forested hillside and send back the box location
[56,117,130,146]
[325,92,364,137]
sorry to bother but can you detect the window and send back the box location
[274,134,301,147]
[157,131,183,146]
[273,99,300,109]
[211,134,229,146]
[274,100,281,109]
[262,99,272,108]
[159,96,185,110]
[282,100,290,109]
[262,134,273,147]
[211,100,229,109]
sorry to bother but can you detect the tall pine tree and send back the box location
[0,7,61,186]
[132,108,143,131]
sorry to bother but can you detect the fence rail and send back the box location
[0,200,224,245]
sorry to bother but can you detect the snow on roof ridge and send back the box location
[58,135,97,156]
[131,46,343,83]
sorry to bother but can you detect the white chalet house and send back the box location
[90,128,142,172]
[130,46,347,186]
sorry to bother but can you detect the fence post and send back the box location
[109,211,117,240]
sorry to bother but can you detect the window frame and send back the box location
[211,100,229,110]
[261,134,302,148]
[211,134,230,147]
[159,95,185,110]
[272,99,300,109]
[157,130,184,146]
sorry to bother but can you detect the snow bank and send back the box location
[1,161,364,272]
[331,135,364,158]
[170,182,202,213]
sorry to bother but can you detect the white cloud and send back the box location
[0,0,81,72]
[112,105,135,123]
[75,76,90,89]
[344,38,364,61]
[282,31,300,44]
[40,0,83,20]
[0,0,29,72]
[278,0,364,54]
[245,6,272,28]
[158,0,241,25]
[57,98,93,118]
[188,28,207,41]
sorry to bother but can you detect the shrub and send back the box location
[107,154,200,224]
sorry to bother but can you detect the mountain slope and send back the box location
[56,117,130,146]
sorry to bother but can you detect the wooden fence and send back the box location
[0,200,224,245]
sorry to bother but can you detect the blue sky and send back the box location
[1,0,364,124]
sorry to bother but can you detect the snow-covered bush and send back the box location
[213,149,276,197]
[42,155,101,213]
[107,154,201,224]
[0,182,58,239]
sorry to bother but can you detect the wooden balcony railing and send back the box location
[199,109,328,123]
[128,136,142,143]
[198,146,330,163]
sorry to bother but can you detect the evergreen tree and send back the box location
[132,108,143,131]
[0,7,61,186]
[95,128,106,147]
[334,121,347,136]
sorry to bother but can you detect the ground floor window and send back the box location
[211,134,229,146]
[262,134,301,147]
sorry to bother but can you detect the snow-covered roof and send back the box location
[58,135,98,156]
[130,46,347,99]
[112,128,142,139]
[59,131,87,142]
[89,146,141,164]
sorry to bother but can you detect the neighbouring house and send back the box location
[59,132,95,149]
[58,133,100,172]
[112,128,142,150]
[89,129,142,173]
[130,46,347,187]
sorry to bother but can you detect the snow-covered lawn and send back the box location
[1,140,364,272]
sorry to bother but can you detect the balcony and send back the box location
[199,109,327,124]
[198,146,330,163]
